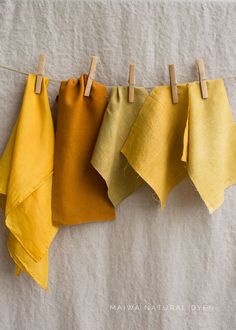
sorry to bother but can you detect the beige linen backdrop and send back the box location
[0,1,236,329]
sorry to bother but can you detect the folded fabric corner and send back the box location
[8,233,49,290]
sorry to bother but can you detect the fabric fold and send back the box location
[0,74,58,289]
[91,86,148,206]
[181,104,190,163]
[52,74,115,225]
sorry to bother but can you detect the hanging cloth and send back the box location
[181,79,236,212]
[52,74,115,225]
[0,74,58,289]
[121,79,236,213]
[121,84,189,207]
[91,86,148,206]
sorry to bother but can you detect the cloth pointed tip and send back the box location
[35,280,49,291]
[206,198,224,215]
[15,266,21,276]
[42,285,49,291]
[151,191,167,209]
[208,207,216,215]
[160,201,167,209]
[157,196,166,209]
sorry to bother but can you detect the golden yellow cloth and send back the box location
[52,74,115,225]
[91,87,148,206]
[0,74,58,289]
[121,79,236,213]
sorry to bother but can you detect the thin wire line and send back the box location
[0,65,28,77]
[0,64,236,88]
[0,64,61,82]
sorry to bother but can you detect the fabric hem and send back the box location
[5,170,54,216]
[7,240,48,290]
[5,171,57,262]
[121,149,187,208]
[52,215,116,226]
[187,168,236,214]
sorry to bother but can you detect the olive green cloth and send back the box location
[91,87,148,206]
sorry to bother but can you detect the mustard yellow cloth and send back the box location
[91,86,148,206]
[0,74,58,289]
[121,79,236,213]
[52,74,115,225]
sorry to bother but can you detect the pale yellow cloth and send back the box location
[121,79,236,213]
[181,79,236,212]
[91,87,148,206]
[0,74,58,289]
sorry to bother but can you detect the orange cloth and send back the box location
[52,74,116,225]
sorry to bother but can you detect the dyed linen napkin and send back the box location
[0,74,58,289]
[121,84,189,207]
[52,74,115,225]
[181,79,236,212]
[91,86,148,206]
[121,79,236,213]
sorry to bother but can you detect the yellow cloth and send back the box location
[0,74,58,289]
[91,87,148,206]
[181,79,236,212]
[121,79,236,213]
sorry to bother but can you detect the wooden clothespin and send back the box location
[128,64,135,103]
[35,54,46,94]
[84,56,99,97]
[168,64,178,104]
[196,58,208,99]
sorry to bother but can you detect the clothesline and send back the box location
[1,63,236,89]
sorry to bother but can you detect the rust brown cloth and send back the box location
[52,74,116,225]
